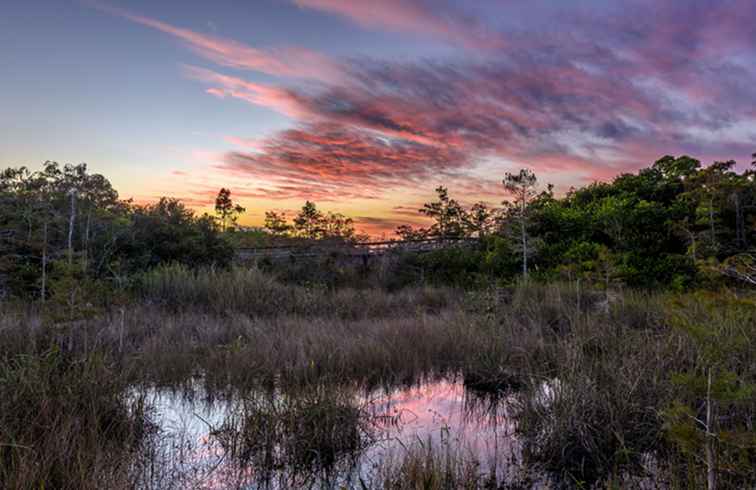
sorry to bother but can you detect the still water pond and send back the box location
[134,377,542,489]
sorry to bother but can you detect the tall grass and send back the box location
[0,348,151,489]
[138,263,452,319]
[212,383,374,487]
[369,438,498,490]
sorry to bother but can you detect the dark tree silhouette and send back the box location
[215,188,246,232]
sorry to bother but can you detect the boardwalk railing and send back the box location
[237,237,479,260]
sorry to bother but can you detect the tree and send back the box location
[464,202,498,238]
[264,211,292,236]
[419,186,466,239]
[395,224,429,241]
[719,253,756,285]
[264,202,360,242]
[321,211,357,241]
[215,188,246,232]
[503,169,538,278]
[653,155,701,181]
[293,201,324,239]
[131,198,233,269]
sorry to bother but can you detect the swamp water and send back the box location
[132,377,547,489]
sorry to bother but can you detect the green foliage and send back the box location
[414,246,487,286]
[264,210,292,236]
[127,198,233,270]
[0,162,234,300]
[662,293,756,487]
[4,151,756,299]
[46,259,102,321]
[419,186,468,238]
[388,154,756,290]
[397,187,500,240]
[336,150,753,291]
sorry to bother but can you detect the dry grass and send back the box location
[138,263,453,320]
[0,348,151,490]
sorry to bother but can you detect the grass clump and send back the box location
[212,383,373,486]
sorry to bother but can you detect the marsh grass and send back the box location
[512,322,678,485]
[211,383,375,487]
[373,440,492,490]
[366,435,541,490]
[1,268,754,488]
[138,263,452,320]
[0,347,152,490]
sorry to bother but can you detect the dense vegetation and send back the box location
[0,162,233,302]
[1,156,755,489]
[2,155,755,299]
[389,155,756,289]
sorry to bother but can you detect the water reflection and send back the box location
[135,377,531,489]
[363,379,520,475]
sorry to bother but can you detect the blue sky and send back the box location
[2,0,755,235]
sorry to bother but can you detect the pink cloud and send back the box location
[91,1,342,81]
[219,122,469,201]
[294,0,505,50]
[184,66,309,118]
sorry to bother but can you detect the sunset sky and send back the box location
[2,0,756,236]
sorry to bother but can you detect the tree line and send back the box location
[0,162,234,301]
[390,155,756,288]
[263,202,366,242]
[2,154,755,300]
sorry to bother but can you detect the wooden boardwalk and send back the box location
[237,237,478,261]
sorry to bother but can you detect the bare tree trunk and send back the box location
[706,367,716,490]
[734,192,745,248]
[41,220,48,303]
[521,195,528,278]
[709,195,716,244]
[67,190,76,266]
[119,307,125,354]
[521,216,527,278]
[688,227,697,260]
[83,210,91,273]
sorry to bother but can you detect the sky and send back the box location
[2,0,756,236]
